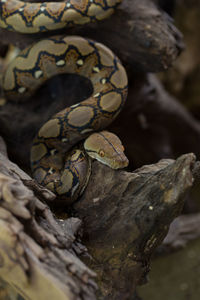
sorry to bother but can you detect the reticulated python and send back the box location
[0,0,122,33]
[0,0,129,205]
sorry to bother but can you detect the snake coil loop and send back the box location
[0,0,128,204]
[0,0,122,33]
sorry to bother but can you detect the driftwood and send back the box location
[0,134,195,300]
[0,137,97,300]
[75,155,195,299]
[0,0,198,299]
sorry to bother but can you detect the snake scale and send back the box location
[0,0,122,33]
[0,0,129,205]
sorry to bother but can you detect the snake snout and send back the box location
[111,153,129,169]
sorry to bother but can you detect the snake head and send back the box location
[84,130,129,169]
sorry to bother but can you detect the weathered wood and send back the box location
[0,133,195,299]
[74,154,195,299]
[0,137,97,300]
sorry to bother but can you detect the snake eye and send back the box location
[99,149,105,157]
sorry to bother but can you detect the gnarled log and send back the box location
[75,154,195,299]
[0,133,195,299]
[0,137,97,300]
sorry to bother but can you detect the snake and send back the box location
[0,1,128,205]
[0,0,122,33]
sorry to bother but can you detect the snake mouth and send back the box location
[89,152,129,169]
[110,155,129,169]
[97,152,129,169]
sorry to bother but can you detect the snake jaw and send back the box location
[109,154,129,169]
[86,149,129,169]
[84,130,129,170]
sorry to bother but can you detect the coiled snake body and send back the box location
[0,0,122,33]
[0,1,128,204]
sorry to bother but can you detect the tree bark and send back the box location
[75,154,195,299]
